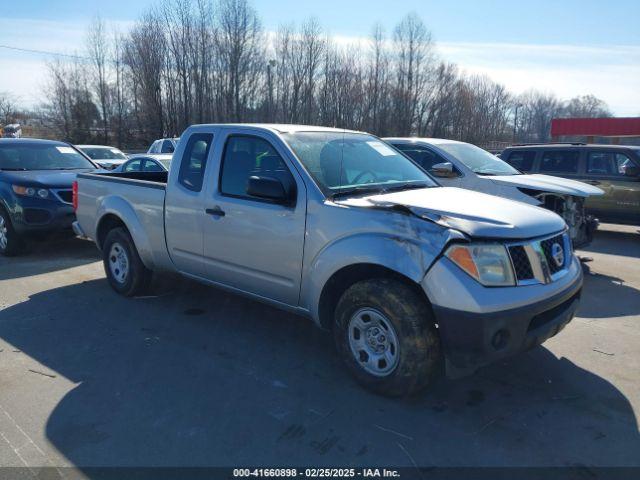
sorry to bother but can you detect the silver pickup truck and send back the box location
[73,124,583,396]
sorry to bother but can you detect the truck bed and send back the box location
[75,171,172,271]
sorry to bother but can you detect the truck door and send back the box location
[201,131,306,306]
[582,150,640,223]
[165,132,215,275]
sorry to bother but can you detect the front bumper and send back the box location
[422,254,583,375]
[11,196,76,235]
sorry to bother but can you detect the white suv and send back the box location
[147,137,179,154]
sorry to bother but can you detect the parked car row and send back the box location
[2,127,637,396]
[385,138,604,247]
[500,143,640,226]
[0,139,98,255]
[77,144,128,170]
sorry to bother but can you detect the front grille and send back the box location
[55,189,73,204]
[507,232,569,285]
[508,245,534,281]
[540,234,566,274]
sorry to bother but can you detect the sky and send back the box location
[1,0,639,115]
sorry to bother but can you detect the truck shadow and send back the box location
[577,267,640,319]
[0,276,638,471]
[579,227,640,259]
[0,236,100,281]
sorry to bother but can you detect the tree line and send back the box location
[32,0,612,148]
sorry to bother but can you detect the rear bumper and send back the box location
[423,255,583,375]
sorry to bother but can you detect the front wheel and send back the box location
[334,278,442,396]
[0,208,24,256]
[102,227,152,296]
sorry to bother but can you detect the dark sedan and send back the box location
[0,139,98,255]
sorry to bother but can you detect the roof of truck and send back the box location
[191,123,364,134]
[383,137,464,145]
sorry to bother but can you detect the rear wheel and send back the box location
[102,227,152,296]
[0,208,23,256]
[334,278,442,396]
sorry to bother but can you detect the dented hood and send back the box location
[489,174,603,197]
[337,187,566,239]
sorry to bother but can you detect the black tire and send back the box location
[334,278,441,396]
[0,207,24,256]
[102,227,152,296]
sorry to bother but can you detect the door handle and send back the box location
[205,207,225,217]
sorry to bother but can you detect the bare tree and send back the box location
[38,1,616,148]
[86,16,111,143]
[0,92,19,125]
[561,94,611,118]
[391,13,435,136]
[517,90,562,143]
[215,0,264,121]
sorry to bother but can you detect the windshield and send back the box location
[3,127,16,134]
[438,143,521,176]
[282,132,436,197]
[0,143,95,171]
[82,147,127,160]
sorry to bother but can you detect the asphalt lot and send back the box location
[0,224,639,474]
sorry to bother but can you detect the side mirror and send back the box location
[246,176,292,204]
[430,162,458,178]
[623,165,640,178]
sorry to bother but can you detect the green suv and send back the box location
[501,144,640,225]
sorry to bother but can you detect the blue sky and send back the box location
[1,0,639,114]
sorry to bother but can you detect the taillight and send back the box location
[72,180,78,211]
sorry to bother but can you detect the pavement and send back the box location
[0,224,639,474]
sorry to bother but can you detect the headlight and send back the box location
[445,243,515,286]
[12,185,49,198]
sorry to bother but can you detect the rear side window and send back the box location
[178,133,213,192]
[220,135,294,199]
[506,150,536,172]
[124,159,142,172]
[587,151,636,176]
[143,159,163,172]
[540,151,579,173]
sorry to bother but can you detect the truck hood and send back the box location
[0,169,96,188]
[489,174,603,197]
[337,187,566,239]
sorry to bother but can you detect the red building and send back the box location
[551,117,640,144]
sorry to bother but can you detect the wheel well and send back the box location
[96,214,127,250]
[318,263,430,330]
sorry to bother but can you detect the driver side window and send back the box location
[219,135,294,200]
[395,144,458,174]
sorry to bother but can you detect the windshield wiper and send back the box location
[50,167,92,170]
[331,185,385,199]
[331,182,432,200]
[0,167,27,171]
[379,182,432,193]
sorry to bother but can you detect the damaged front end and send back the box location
[520,189,598,248]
